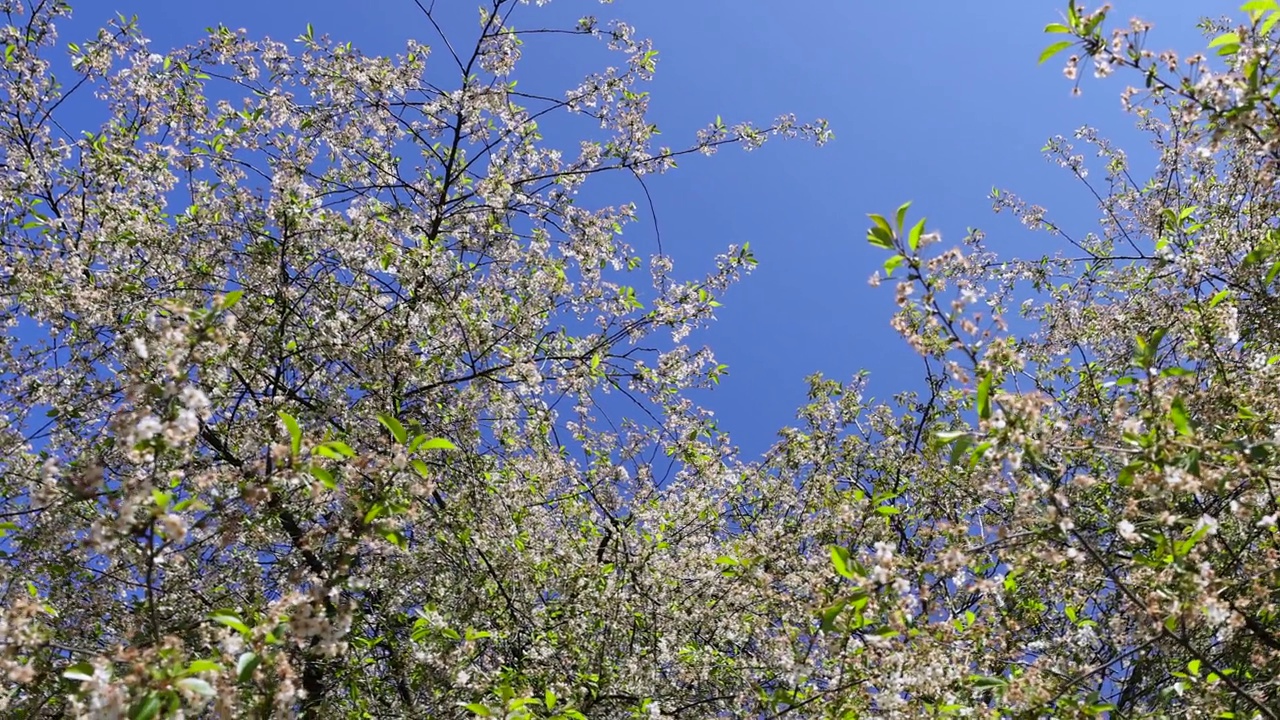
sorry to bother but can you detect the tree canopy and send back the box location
[2,0,1280,718]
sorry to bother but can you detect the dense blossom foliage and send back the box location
[2,0,1279,717]
[840,2,1280,716]
[0,0,836,717]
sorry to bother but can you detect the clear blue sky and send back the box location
[63,0,1237,456]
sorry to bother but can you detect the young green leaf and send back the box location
[1170,398,1193,436]
[867,225,895,249]
[183,659,222,675]
[278,411,302,458]
[1209,32,1241,48]
[308,465,337,490]
[1039,40,1075,64]
[969,675,1009,690]
[868,213,892,234]
[62,662,96,682]
[236,651,260,682]
[376,412,408,444]
[976,374,992,420]
[131,693,162,720]
[907,217,926,252]
[818,600,846,633]
[829,545,855,579]
[316,440,357,460]
[176,677,216,697]
[894,201,911,235]
[210,610,251,636]
[415,436,457,451]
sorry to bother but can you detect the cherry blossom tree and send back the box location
[815,1,1280,716]
[6,0,1280,717]
[0,1,832,717]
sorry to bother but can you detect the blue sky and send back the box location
[63,0,1238,456]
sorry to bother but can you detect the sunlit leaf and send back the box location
[1039,40,1074,64]
[376,412,408,444]
[279,411,301,458]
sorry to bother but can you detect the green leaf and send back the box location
[308,465,336,490]
[1243,247,1269,268]
[948,434,974,467]
[1266,260,1280,286]
[236,651,260,682]
[1170,398,1193,436]
[151,488,172,510]
[883,254,906,277]
[410,458,431,479]
[376,413,408,444]
[131,693,162,720]
[1083,8,1106,36]
[1039,40,1075,64]
[1209,31,1241,48]
[867,225,894,249]
[894,201,911,235]
[829,545,855,579]
[415,437,457,451]
[183,659,221,675]
[819,601,846,632]
[969,675,1008,690]
[1044,22,1072,33]
[316,440,357,460]
[464,703,492,716]
[1187,658,1202,676]
[62,662,96,682]
[278,411,302,458]
[1117,461,1142,487]
[907,217,926,251]
[383,529,407,549]
[176,678,216,697]
[976,374,992,420]
[868,214,891,238]
[210,610,251,636]
[875,504,901,516]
